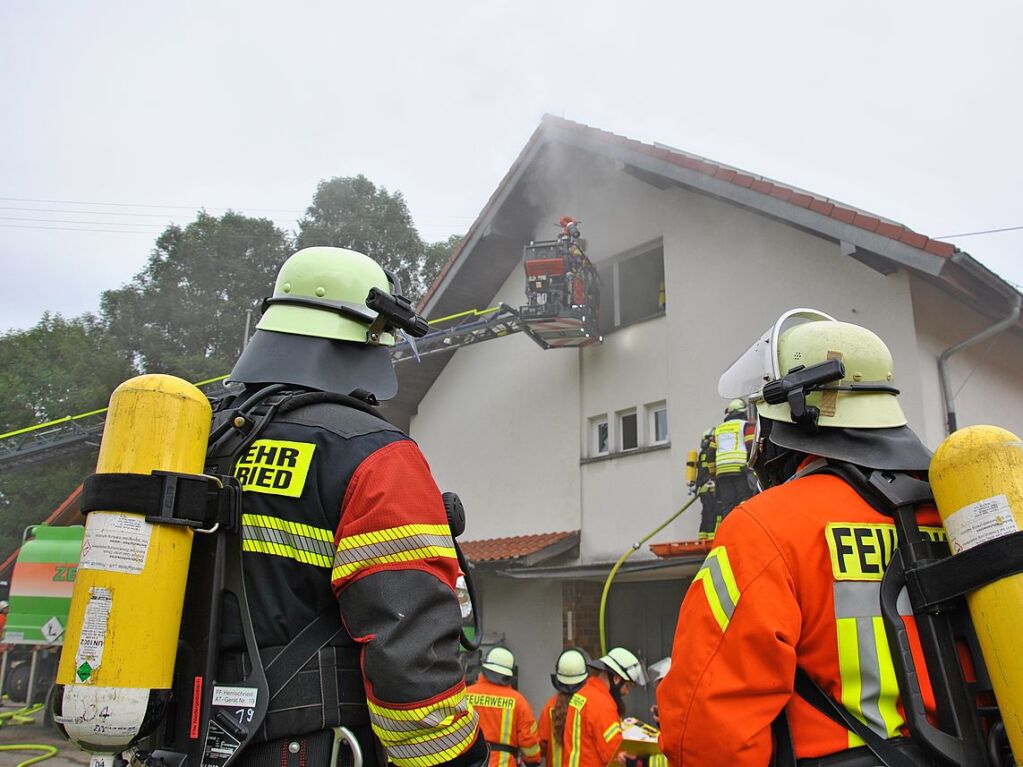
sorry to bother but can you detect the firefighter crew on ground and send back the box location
[220,247,485,767]
[658,311,940,766]
[562,648,646,767]
[538,649,590,767]
[694,427,719,541]
[708,398,757,519]
[466,648,541,767]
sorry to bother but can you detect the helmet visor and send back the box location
[718,308,836,401]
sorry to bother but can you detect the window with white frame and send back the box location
[647,402,669,445]
[591,415,609,456]
[617,409,638,451]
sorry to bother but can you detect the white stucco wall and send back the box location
[476,576,564,713]
[909,276,1023,447]
[412,152,1019,566]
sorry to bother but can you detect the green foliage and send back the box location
[0,314,134,559]
[102,211,293,380]
[422,234,463,300]
[298,175,432,302]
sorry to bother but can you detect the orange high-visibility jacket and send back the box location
[658,472,941,766]
[562,677,623,767]
[537,694,562,767]
[466,678,541,767]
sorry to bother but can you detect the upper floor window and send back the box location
[597,241,665,335]
[648,402,669,445]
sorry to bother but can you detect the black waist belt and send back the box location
[797,741,933,767]
[488,742,519,756]
[221,639,368,743]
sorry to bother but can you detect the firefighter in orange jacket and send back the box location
[563,648,646,767]
[658,310,939,766]
[220,247,485,767]
[538,649,591,767]
[467,647,541,767]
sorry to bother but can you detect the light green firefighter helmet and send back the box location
[757,320,906,429]
[230,246,427,400]
[257,246,396,346]
[725,399,746,415]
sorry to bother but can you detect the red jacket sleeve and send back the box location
[657,506,800,767]
[332,439,482,767]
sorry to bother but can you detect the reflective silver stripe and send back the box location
[382,711,478,760]
[242,524,335,559]
[370,700,469,733]
[833,582,911,618]
[855,615,886,735]
[703,552,738,621]
[334,533,455,568]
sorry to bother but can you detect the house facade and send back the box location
[382,117,1023,713]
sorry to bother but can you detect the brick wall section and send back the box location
[562,581,604,658]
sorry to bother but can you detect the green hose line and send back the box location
[0,703,45,726]
[598,494,700,655]
[0,744,59,767]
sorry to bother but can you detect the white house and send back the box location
[381,116,1023,714]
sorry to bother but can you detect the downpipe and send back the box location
[939,291,1021,435]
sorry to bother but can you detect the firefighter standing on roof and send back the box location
[220,247,485,767]
[709,398,757,519]
[466,648,541,767]
[694,427,719,541]
[657,311,941,766]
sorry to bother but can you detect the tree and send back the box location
[298,175,431,302]
[421,234,463,302]
[0,314,134,557]
[102,211,293,380]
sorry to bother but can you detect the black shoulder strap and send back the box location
[793,668,926,767]
[263,606,345,701]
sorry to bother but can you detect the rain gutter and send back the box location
[938,252,1022,434]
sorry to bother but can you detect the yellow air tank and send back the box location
[929,424,1023,763]
[685,449,699,486]
[54,375,211,758]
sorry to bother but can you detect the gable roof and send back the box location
[381,115,1020,428]
[461,530,579,567]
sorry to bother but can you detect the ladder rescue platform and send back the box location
[519,216,601,348]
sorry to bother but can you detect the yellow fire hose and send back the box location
[598,494,700,654]
[0,703,58,767]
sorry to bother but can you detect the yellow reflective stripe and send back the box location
[242,539,332,568]
[602,722,621,742]
[499,707,513,767]
[836,616,865,748]
[873,616,904,738]
[244,513,332,541]
[367,692,479,767]
[569,695,584,767]
[332,545,457,580]
[336,523,453,550]
[692,546,741,633]
[521,743,541,757]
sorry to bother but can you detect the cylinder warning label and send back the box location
[943,493,1019,553]
[80,514,153,575]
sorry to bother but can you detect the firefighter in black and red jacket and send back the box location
[221,246,487,767]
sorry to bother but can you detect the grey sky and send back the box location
[2,1,1020,332]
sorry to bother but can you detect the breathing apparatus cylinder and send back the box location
[685,449,698,486]
[54,375,211,755]
[929,424,1023,763]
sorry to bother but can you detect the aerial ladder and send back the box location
[0,217,601,474]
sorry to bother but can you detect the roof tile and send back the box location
[925,239,956,258]
[789,192,814,208]
[831,207,857,224]
[899,230,928,249]
[875,221,905,240]
[750,179,773,194]
[853,213,881,233]
[770,186,793,202]
[809,199,834,216]
[461,530,578,563]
